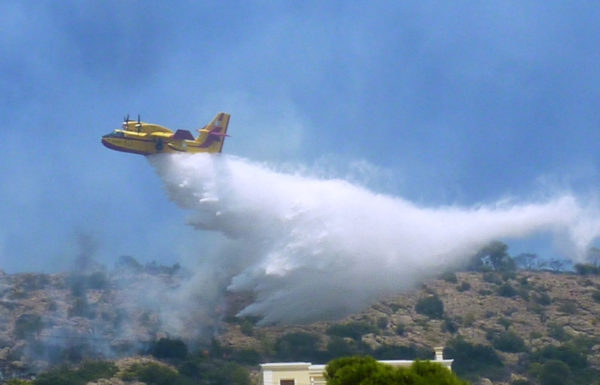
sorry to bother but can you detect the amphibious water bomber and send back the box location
[101,112,230,155]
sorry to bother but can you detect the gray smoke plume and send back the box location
[148,153,600,324]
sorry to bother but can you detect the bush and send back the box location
[119,362,185,385]
[326,337,366,358]
[68,297,94,319]
[444,337,503,380]
[415,295,444,319]
[483,272,502,284]
[34,361,117,385]
[86,272,110,290]
[395,323,405,335]
[442,318,458,334]
[148,338,188,360]
[440,271,458,283]
[376,316,388,330]
[558,301,577,315]
[592,290,600,303]
[239,319,254,336]
[14,314,42,339]
[497,283,517,297]
[229,349,262,365]
[498,317,512,330]
[274,332,321,361]
[77,361,118,381]
[530,344,588,371]
[548,323,569,341]
[574,263,600,275]
[457,282,471,292]
[492,331,527,353]
[326,322,376,340]
[538,360,571,385]
[533,292,552,306]
[177,357,250,385]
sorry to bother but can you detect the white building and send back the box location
[259,346,453,385]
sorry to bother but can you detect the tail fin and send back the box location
[195,112,231,153]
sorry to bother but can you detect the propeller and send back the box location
[122,114,130,129]
[135,114,142,132]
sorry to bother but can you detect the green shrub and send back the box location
[442,318,458,334]
[518,288,530,300]
[531,344,588,371]
[229,349,262,365]
[497,283,517,297]
[547,323,569,341]
[558,301,577,315]
[240,318,254,336]
[574,263,600,275]
[68,298,94,318]
[444,337,503,381]
[592,290,600,303]
[376,316,388,330]
[86,272,110,290]
[395,323,405,335]
[440,271,458,283]
[415,295,444,319]
[533,293,552,306]
[148,338,188,360]
[326,337,365,358]
[498,317,512,330]
[14,314,42,339]
[457,282,471,292]
[120,362,184,385]
[538,360,571,385]
[483,272,502,284]
[492,331,527,353]
[275,332,321,361]
[326,322,376,340]
[34,361,117,385]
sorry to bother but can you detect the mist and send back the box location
[148,153,600,324]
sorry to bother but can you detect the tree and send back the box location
[468,241,515,272]
[415,295,444,319]
[587,247,600,267]
[538,360,571,385]
[325,356,468,385]
[548,259,566,272]
[514,253,538,270]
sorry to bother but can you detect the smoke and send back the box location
[148,153,600,324]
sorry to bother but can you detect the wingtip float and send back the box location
[101,112,231,155]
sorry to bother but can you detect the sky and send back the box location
[1,1,600,273]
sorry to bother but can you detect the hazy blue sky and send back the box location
[2,1,599,272]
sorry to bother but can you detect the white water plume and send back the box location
[149,154,600,324]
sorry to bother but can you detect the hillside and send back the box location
[1,265,600,384]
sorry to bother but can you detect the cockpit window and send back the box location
[103,131,125,138]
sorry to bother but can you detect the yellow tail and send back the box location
[195,112,231,153]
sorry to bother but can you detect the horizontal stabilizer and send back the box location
[173,129,195,141]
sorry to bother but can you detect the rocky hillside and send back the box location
[217,270,600,384]
[1,266,600,384]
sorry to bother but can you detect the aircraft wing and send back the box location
[150,132,174,139]
[173,130,195,141]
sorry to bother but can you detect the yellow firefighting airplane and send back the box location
[101,112,230,155]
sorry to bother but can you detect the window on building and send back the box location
[280,380,295,385]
